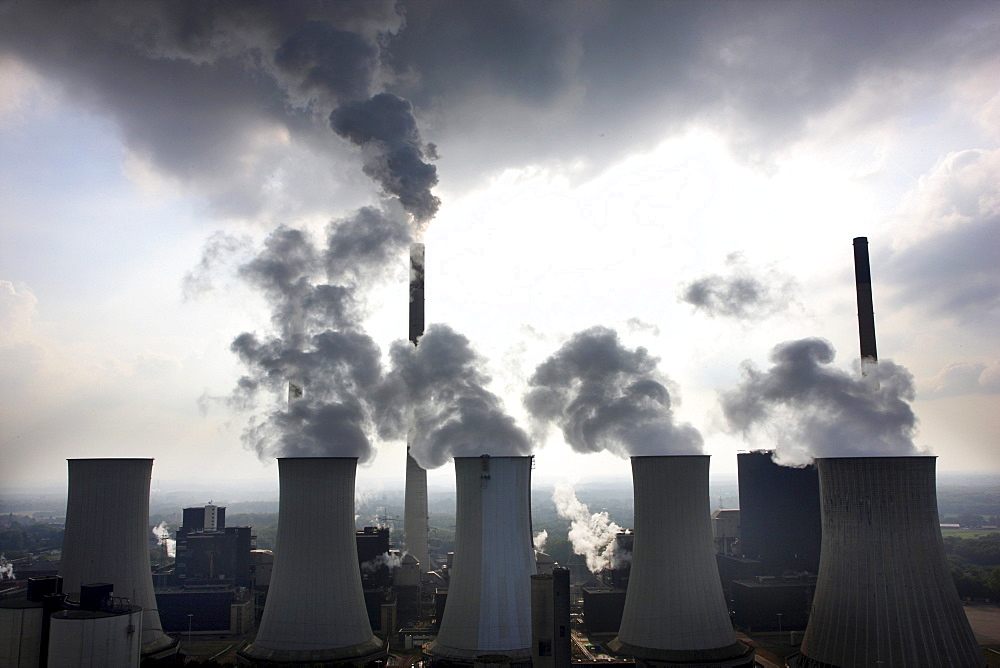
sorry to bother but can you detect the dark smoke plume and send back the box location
[720,337,922,465]
[678,254,795,319]
[376,324,532,469]
[331,93,441,224]
[524,326,702,458]
[230,206,410,461]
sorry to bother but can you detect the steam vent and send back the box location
[793,456,981,667]
[59,458,177,658]
[239,457,384,666]
[425,455,536,664]
[608,455,754,667]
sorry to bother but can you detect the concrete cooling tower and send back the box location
[405,446,430,571]
[59,458,177,658]
[608,456,754,667]
[793,456,981,668]
[425,456,535,664]
[239,457,384,665]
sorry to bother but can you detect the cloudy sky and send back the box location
[1,1,997,491]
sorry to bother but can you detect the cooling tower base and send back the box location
[141,633,180,659]
[607,637,755,667]
[238,636,385,666]
[422,643,532,667]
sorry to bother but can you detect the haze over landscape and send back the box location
[1,1,998,491]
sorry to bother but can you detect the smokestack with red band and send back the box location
[409,243,425,346]
[853,237,878,367]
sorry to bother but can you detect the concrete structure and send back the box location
[737,450,821,574]
[531,567,571,668]
[794,456,981,667]
[425,456,535,664]
[608,456,753,667]
[59,458,176,658]
[0,599,44,667]
[48,604,143,667]
[853,236,878,370]
[711,508,740,557]
[239,457,384,665]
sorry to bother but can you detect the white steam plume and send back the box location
[361,551,404,574]
[152,522,176,559]
[0,553,14,581]
[552,482,621,573]
[533,529,549,553]
[721,337,925,465]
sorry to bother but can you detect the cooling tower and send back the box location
[794,456,981,667]
[405,446,430,570]
[425,456,535,663]
[239,457,384,665]
[608,456,754,667]
[59,458,176,658]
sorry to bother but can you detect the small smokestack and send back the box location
[425,456,535,662]
[240,457,384,665]
[608,456,754,667]
[409,242,425,346]
[796,457,980,666]
[59,459,177,658]
[853,237,878,374]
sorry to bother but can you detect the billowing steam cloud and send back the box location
[721,337,923,465]
[230,206,411,461]
[152,521,176,559]
[552,483,626,573]
[331,94,441,224]
[361,551,404,574]
[678,253,795,319]
[533,529,549,553]
[524,326,703,457]
[377,324,532,469]
[0,553,14,581]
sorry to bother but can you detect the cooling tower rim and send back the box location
[239,637,385,664]
[452,454,533,460]
[607,637,754,664]
[276,455,360,461]
[629,453,710,459]
[813,455,937,461]
[67,457,153,462]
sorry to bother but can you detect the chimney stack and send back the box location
[240,457,384,665]
[59,459,177,658]
[609,456,754,667]
[794,457,980,666]
[409,242,425,346]
[853,237,878,375]
[405,241,430,571]
[425,456,535,663]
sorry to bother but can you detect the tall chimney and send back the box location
[405,241,430,572]
[793,457,981,667]
[404,447,430,571]
[409,242,425,346]
[239,458,384,665]
[425,456,535,662]
[853,237,878,376]
[608,456,754,667]
[59,459,177,658]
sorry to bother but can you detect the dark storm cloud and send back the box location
[388,1,998,186]
[330,94,441,223]
[679,254,795,319]
[0,0,411,219]
[920,361,1000,400]
[376,324,532,469]
[229,206,410,461]
[720,338,921,463]
[881,150,1000,329]
[524,326,702,458]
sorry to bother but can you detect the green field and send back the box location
[941,528,1000,539]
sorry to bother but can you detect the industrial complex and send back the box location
[0,238,990,667]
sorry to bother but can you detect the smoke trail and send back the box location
[0,553,14,581]
[720,337,923,465]
[152,522,176,559]
[533,529,549,553]
[230,206,410,461]
[361,551,404,574]
[376,324,532,469]
[678,253,796,320]
[330,93,441,224]
[552,483,621,573]
[524,326,703,457]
